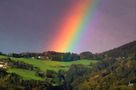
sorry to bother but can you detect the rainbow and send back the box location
[50,0,100,52]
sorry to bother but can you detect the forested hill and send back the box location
[69,41,136,90]
[74,57,136,90]
[99,41,136,58]
[0,41,136,90]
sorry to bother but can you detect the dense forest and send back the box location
[0,41,136,90]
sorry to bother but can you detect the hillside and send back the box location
[74,58,136,90]
[0,41,136,90]
[0,56,97,79]
[69,41,136,90]
[99,41,136,58]
[0,55,98,90]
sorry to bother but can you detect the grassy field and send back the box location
[0,55,98,80]
[7,68,43,80]
[10,57,98,71]
[0,55,8,59]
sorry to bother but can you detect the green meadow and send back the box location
[0,55,98,80]
[7,68,43,80]
[11,57,97,71]
[0,55,8,59]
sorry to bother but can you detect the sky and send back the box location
[0,0,136,53]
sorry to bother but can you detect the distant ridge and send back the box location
[100,41,136,58]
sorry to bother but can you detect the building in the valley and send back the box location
[0,61,7,69]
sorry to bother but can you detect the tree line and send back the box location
[7,51,99,61]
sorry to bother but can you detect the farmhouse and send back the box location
[0,61,7,69]
[128,79,136,87]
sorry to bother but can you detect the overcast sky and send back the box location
[0,0,136,53]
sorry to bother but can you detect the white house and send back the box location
[0,62,7,68]
[128,82,134,87]
[0,64,4,68]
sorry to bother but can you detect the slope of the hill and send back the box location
[68,41,136,90]
[99,41,136,58]
[74,58,136,90]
